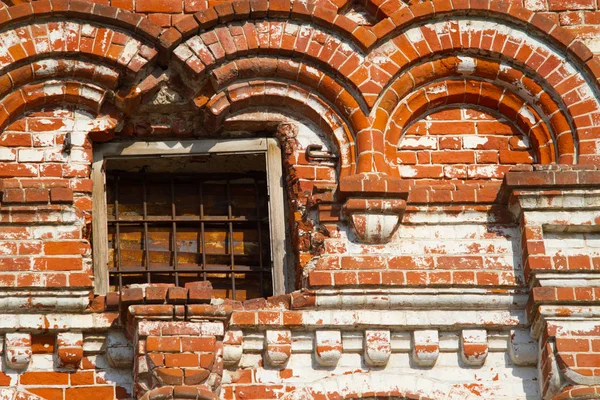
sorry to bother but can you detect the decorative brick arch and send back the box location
[373,24,595,167]
[203,80,357,176]
[379,55,578,167]
[163,0,600,175]
[0,0,165,137]
[137,386,217,400]
[387,78,562,165]
[552,385,600,399]
[0,1,165,47]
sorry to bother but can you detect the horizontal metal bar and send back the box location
[106,171,267,181]
[110,265,271,273]
[107,217,269,223]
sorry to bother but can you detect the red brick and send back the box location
[340,255,386,270]
[66,386,114,400]
[20,371,69,385]
[556,338,590,352]
[69,371,94,386]
[181,337,216,352]
[43,242,88,255]
[431,151,475,164]
[24,188,49,203]
[50,187,73,203]
[27,389,64,400]
[146,336,181,352]
[136,0,182,13]
[165,353,200,367]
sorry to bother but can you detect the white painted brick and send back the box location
[18,149,44,162]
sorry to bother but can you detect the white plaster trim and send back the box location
[314,292,528,309]
[0,290,89,312]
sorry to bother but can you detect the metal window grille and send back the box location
[105,171,273,300]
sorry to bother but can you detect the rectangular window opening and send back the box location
[92,139,286,300]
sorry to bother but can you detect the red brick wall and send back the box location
[397,107,534,182]
[0,0,599,399]
[0,108,93,291]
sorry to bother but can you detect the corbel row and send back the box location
[2,332,83,370]
[0,331,133,371]
[222,328,538,368]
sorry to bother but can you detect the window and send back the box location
[92,138,286,300]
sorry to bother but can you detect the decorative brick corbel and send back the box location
[5,333,32,370]
[339,173,408,244]
[264,330,292,368]
[86,107,122,142]
[222,330,243,367]
[529,294,600,400]
[505,166,600,399]
[56,332,84,369]
[460,329,488,366]
[364,330,391,366]
[343,198,406,244]
[509,329,537,366]
[106,330,134,368]
[412,330,439,367]
[314,330,342,366]
[120,282,225,399]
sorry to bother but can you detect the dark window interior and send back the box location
[105,153,273,300]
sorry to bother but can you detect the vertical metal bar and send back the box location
[143,175,151,284]
[171,179,179,287]
[199,182,207,281]
[254,178,265,297]
[227,180,235,299]
[115,176,123,292]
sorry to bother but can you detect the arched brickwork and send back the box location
[204,80,357,176]
[553,385,600,400]
[1,0,599,170]
[0,1,600,399]
[0,0,165,135]
[164,0,600,173]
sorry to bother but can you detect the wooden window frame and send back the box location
[91,138,286,296]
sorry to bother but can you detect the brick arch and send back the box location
[162,0,376,51]
[281,373,476,400]
[375,0,599,70]
[370,19,599,116]
[0,0,165,48]
[137,386,217,400]
[0,21,158,83]
[0,80,121,139]
[204,80,357,176]
[384,78,570,168]
[377,56,576,166]
[173,20,372,112]
[0,1,167,138]
[207,58,368,131]
[377,55,572,129]
[553,385,600,399]
[167,0,600,173]
[166,0,600,90]
[164,0,600,67]
[370,23,594,166]
[1,60,121,95]
[386,78,556,164]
